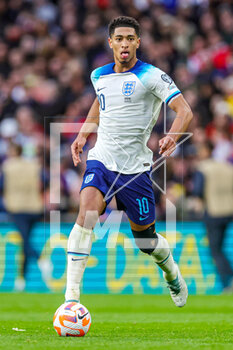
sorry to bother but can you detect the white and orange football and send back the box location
[53,302,91,337]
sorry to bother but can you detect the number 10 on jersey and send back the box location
[98,93,105,111]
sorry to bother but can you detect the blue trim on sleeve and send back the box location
[166,91,181,104]
[91,63,115,81]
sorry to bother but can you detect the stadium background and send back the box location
[0,0,232,294]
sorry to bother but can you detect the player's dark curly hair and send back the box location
[108,16,140,37]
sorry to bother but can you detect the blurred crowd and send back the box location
[0,0,232,222]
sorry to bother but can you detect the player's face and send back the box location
[108,27,140,66]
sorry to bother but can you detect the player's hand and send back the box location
[71,135,87,166]
[159,135,176,157]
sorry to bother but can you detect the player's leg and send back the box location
[129,219,188,307]
[65,186,105,302]
[116,170,187,307]
[129,219,177,281]
[117,171,178,282]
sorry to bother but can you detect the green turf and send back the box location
[0,294,232,350]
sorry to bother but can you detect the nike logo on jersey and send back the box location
[72,258,85,261]
[97,87,106,92]
[139,215,149,221]
[78,312,89,320]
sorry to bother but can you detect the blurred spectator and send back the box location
[14,105,44,158]
[193,141,233,291]
[1,142,43,290]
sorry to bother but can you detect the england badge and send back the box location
[122,81,136,96]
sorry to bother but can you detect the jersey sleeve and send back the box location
[140,65,181,104]
[90,69,98,94]
[151,68,181,104]
[90,63,114,95]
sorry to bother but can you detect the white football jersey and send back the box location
[88,59,181,174]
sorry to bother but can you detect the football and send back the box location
[53,302,91,337]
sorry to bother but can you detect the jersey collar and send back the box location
[111,59,142,74]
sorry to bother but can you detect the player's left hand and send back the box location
[159,135,176,157]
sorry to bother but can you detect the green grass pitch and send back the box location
[0,294,232,350]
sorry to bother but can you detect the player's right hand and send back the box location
[71,135,87,166]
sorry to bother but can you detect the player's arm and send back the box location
[159,94,193,156]
[71,97,99,166]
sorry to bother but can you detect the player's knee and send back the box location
[77,208,99,229]
[132,224,158,255]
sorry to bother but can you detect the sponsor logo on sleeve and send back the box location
[161,73,176,91]
[161,73,172,84]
